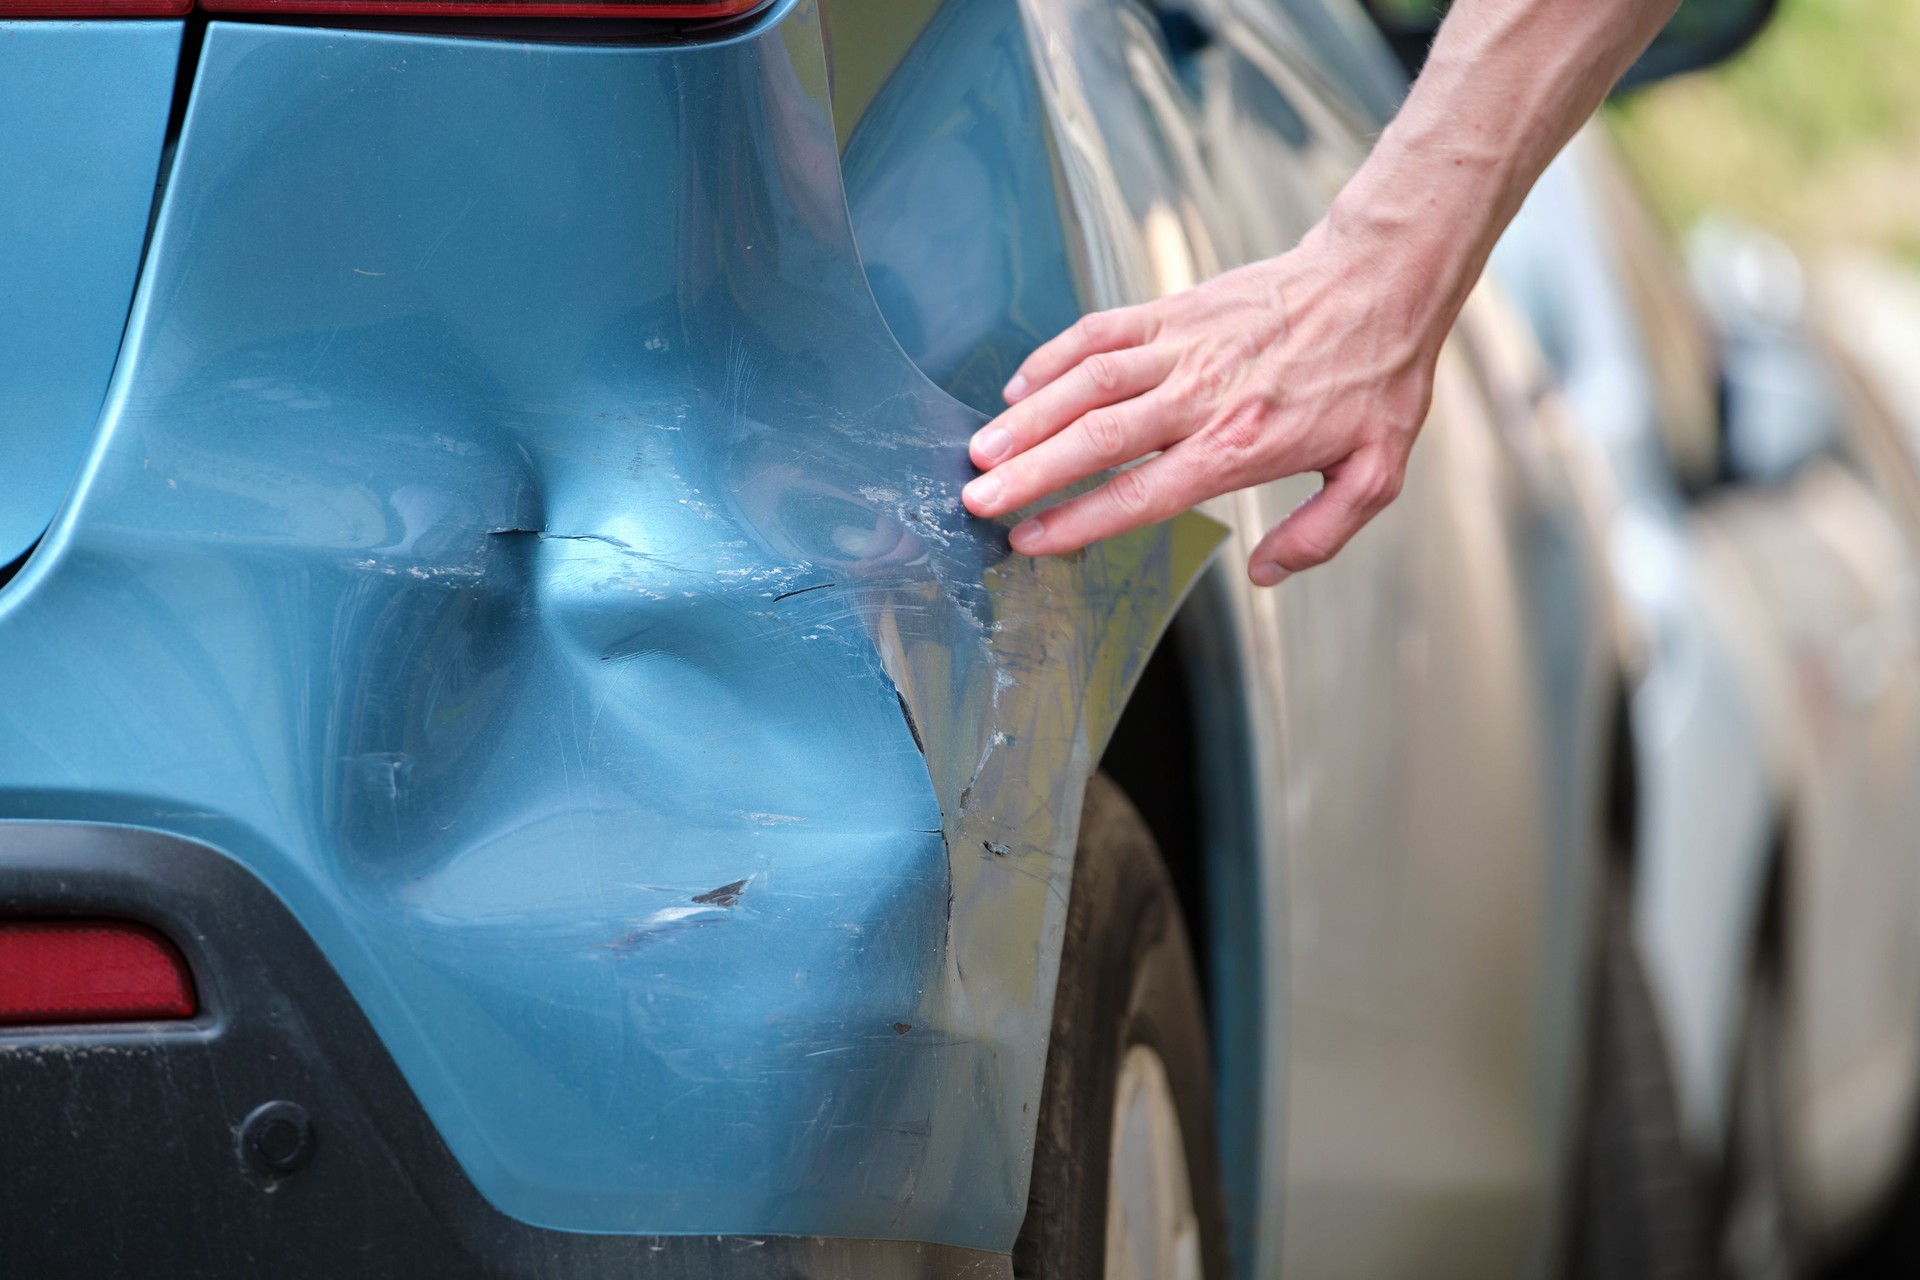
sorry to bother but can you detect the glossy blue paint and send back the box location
[0,21,181,570]
[0,2,1218,1245]
[842,0,1084,416]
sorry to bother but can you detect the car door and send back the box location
[1191,13,1608,1277]
[1018,1,1608,1275]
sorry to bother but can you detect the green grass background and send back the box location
[1607,0,1920,265]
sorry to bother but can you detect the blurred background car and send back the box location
[1596,4,1920,1274]
[1494,129,1796,1277]
[1489,62,1920,1280]
[1689,215,1920,1276]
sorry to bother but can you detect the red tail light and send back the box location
[0,920,197,1027]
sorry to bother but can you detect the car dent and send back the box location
[0,0,1220,1245]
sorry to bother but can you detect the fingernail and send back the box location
[963,474,1002,512]
[1009,517,1045,553]
[1004,373,1029,402]
[973,425,1012,464]
[1250,561,1292,587]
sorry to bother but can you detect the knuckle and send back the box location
[1075,311,1114,345]
[1209,399,1268,460]
[1000,457,1040,501]
[1004,402,1042,443]
[1354,457,1405,511]
[1079,408,1129,462]
[1105,466,1157,522]
[1082,351,1125,396]
[1290,524,1343,568]
[1194,335,1259,395]
[1190,355,1231,401]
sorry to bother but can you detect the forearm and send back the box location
[1327,0,1683,341]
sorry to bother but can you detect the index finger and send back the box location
[1004,305,1158,404]
[1005,449,1211,557]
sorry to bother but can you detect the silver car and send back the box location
[1497,129,1920,1279]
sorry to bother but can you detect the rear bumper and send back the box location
[0,822,1008,1279]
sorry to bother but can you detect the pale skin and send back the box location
[961,0,1684,585]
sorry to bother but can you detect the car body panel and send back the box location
[0,20,180,570]
[0,2,1220,1245]
[1259,288,1612,1280]
[1014,5,1615,1275]
[837,0,1085,416]
[1253,0,1405,127]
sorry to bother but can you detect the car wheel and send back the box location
[1013,773,1230,1280]
[1568,864,1709,1280]
[1719,966,1801,1280]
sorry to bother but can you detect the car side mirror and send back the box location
[1358,0,1777,89]
[1687,217,1842,487]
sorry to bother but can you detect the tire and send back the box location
[1718,966,1802,1280]
[1013,773,1230,1280]
[1568,864,1710,1280]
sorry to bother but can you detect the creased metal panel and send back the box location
[0,1,1219,1247]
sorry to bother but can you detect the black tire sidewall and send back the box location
[1569,864,1709,1280]
[1013,774,1230,1280]
[1720,965,1802,1280]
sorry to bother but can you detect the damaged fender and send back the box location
[0,0,1220,1250]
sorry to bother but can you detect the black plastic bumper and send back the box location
[0,823,1009,1279]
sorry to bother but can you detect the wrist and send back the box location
[1311,182,1472,355]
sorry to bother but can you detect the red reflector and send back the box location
[0,920,196,1027]
[200,0,763,14]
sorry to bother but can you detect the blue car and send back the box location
[0,0,1769,1275]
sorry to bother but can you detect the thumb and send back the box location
[1246,450,1404,585]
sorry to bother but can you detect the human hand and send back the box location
[959,220,1445,585]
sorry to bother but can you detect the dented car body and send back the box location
[4,1,1630,1276]
[1,0,1219,1260]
